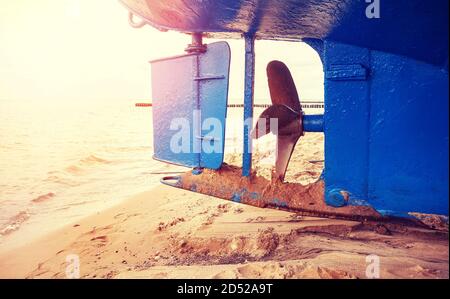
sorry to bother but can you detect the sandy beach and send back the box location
[0,133,448,279]
[0,185,448,279]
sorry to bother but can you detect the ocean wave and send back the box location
[65,165,84,175]
[0,210,30,236]
[31,192,56,203]
[79,154,111,165]
[42,154,114,188]
[64,154,111,175]
[44,175,80,187]
[105,145,151,153]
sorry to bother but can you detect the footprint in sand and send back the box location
[114,213,125,219]
[89,235,109,248]
[156,217,185,231]
[246,216,266,223]
[233,207,244,214]
[316,266,356,279]
[84,224,114,236]
[202,204,232,226]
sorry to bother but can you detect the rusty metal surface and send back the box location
[171,165,384,221]
[120,0,348,38]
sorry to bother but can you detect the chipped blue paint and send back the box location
[191,168,203,175]
[325,64,368,81]
[249,192,259,200]
[272,198,288,208]
[347,198,372,207]
[231,193,241,203]
[377,210,417,220]
[230,189,260,203]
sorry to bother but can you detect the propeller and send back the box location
[251,61,304,182]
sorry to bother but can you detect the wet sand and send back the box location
[0,133,447,278]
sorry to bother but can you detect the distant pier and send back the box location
[136,101,324,109]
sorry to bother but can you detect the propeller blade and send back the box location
[251,104,301,139]
[251,105,303,181]
[267,60,302,113]
[274,133,301,181]
[250,61,304,182]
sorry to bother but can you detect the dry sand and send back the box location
[0,133,448,278]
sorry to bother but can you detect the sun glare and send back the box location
[65,0,81,19]
[0,0,323,103]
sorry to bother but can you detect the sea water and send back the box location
[0,98,177,249]
[0,98,322,249]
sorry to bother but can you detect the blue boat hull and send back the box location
[120,0,448,66]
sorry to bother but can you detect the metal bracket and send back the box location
[325,64,368,81]
[242,34,256,177]
[193,75,226,81]
[160,176,182,187]
[128,12,147,28]
[185,33,207,54]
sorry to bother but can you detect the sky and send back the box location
[0,0,324,103]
